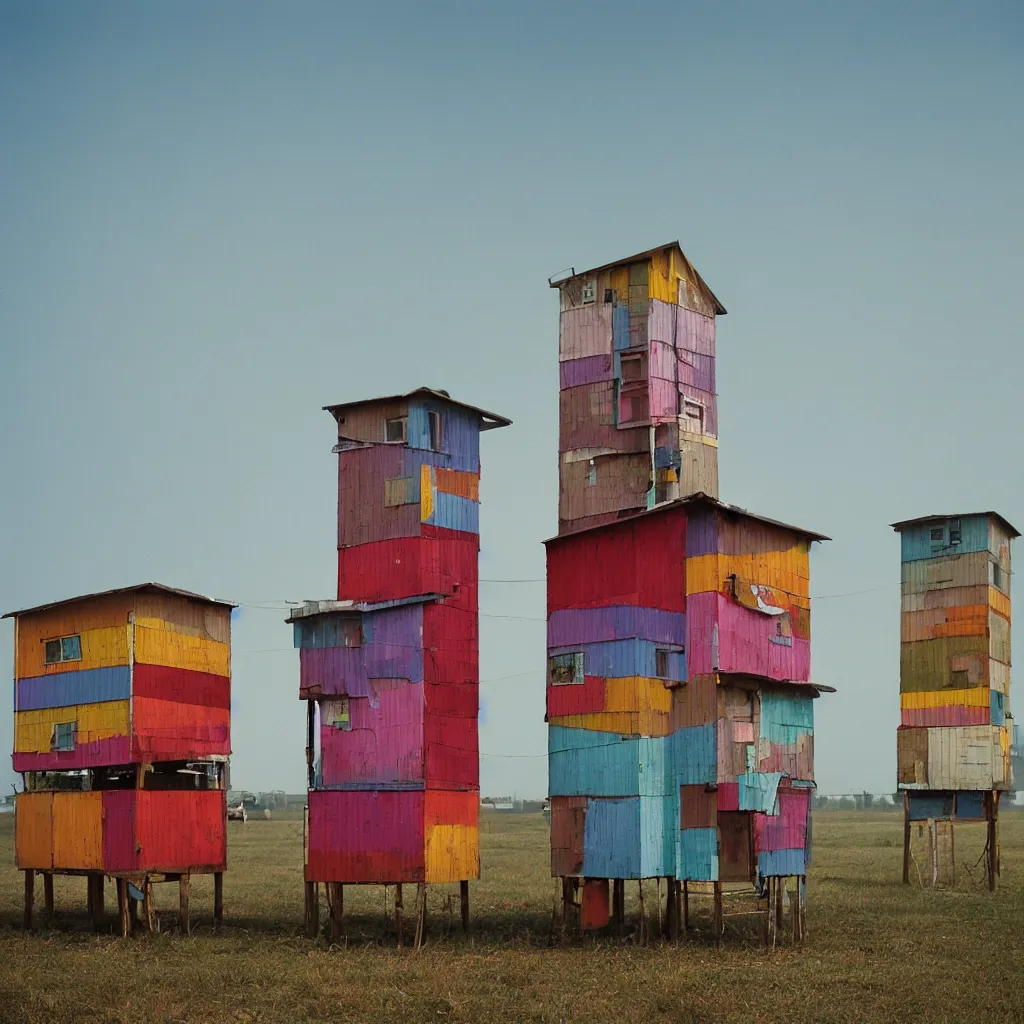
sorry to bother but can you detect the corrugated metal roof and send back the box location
[285,593,444,623]
[3,582,236,619]
[717,671,837,696]
[323,388,512,431]
[547,240,727,316]
[544,492,830,545]
[891,511,1020,538]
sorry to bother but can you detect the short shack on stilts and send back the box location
[894,512,1016,889]
[292,388,510,944]
[7,583,234,934]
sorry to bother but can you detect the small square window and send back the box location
[949,519,962,545]
[52,721,76,752]
[621,356,646,383]
[385,417,408,443]
[930,528,944,542]
[656,650,672,679]
[549,652,584,685]
[429,411,443,452]
[581,279,596,305]
[44,639,62,664]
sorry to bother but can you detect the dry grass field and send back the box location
[0,809,1023,1023]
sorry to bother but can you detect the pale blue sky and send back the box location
[1,1,1022,798]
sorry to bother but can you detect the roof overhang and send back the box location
[3,583,236,620]
[323,388,511,431]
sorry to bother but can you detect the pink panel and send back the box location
[319,681,424,787]
[649,340,675,381]
[13,735,132,773]
[685,592,718,675]
[559,305,613,362]
[102,790,137,873]
[648,301,716,357]
[901,705,989,727]
[717,597,811,683]
[755,790,809,853]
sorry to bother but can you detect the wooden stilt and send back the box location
[799,876,807,942]
[682,880,689,932]
[143,878,155,934]
[612,878,625,934]
[902,792,911,885]
[129,892,139,930]
[995,791,1002,877]
[638,880,646,944]
[117,879,131,938]
[459,880,469,935]
[665,877,677,940]
[712,881,723,947]
[89,875,105,932]
[764,877,774,948]
[23,870,35,931]
[304,881,319,938]
[987,792,997,892]
[179,874,190,935]
[396,883,404,948]
[328,882,344,943]
[214,871,224,926]
[674,880,682,939]
[413,882,427,951]
[38,873,53,926]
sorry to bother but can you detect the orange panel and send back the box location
[424,789,478,828]
[14,792,53,870]
[51,791,103,870]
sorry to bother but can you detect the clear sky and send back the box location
[1,1,1022,799]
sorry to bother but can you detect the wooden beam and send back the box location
[612,878,625,935]
[23,870,34,931]
[395,883,404,949]
[117,878,131,938]
[459,880,469,935]
[179,874,190,936]
[712,881,723,947]
[902,792,911,885]
[328,882,344,943]
[214,872,224,926]
[304,881,319,938]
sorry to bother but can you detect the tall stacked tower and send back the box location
[291,388,510,940]
[7,584,233,934]
[893,512,1016,889]
[547,244,830,943]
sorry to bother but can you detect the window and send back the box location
[620,355,646,383]
[930,527,944,542]
[549,652,584,685]
[581,279,596,305]
[384,476,416,507]
[949,519,962,545]
[326,698,351,731]
[586,459,597,486]
[429,411,443,452]
[630,395,648,422]
[682,400,704,433]
[44,635,81,665]
[52,721,76,752]
[992,561,1005,591]
[656,650,672,679]
[385,417,408,443]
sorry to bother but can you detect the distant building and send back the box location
[893,512,1017,888]
[5,583,234,932]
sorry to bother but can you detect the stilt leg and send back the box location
[328,882,344,943]
[665,877,676,940]
[179,874,190,935]
[304,881,319,938]
[23,870,35,931]
[413,882,427,951]
[987,793,997,892]
[94,875,105,932]
[129,890,139,931]
[117,879,131,938]
[902,792,911,885]
[459,880,469,935]
[638,880,646,944]
[682,880,689,932]
[143,878,155,934]
[713,881,723,947]
[40,873,53,927]
[612,878,625,935]
[396,883,404,949]
[214,871,224,926]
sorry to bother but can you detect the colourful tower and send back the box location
[291,388,510,941]
[893,512,1016,888]
[7,584,234,934]
[547,244,830,943]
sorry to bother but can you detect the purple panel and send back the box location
[102,790,137,872]
[685,507,718,558]
[548,606,686,648]
[559,305,613,361]
[648,301,716,357]
[677,351,716,394]
[319,681,425,787]
[300,605,424,697]
[755,790,809,852]
[560,354,614,389]
[717,596,811,682]
[13,735,132,773]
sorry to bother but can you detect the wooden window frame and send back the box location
[385,417,408,443]
[44,634,82,665]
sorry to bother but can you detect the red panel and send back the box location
[132,698,230,760]
[424,707,478,789]
[424,788,477,827]
[423,592,478,685]
[425,680,477,718]
[716,782,739,812]
[135,790,226,872]
[133,664,230,709]
[547,675,605,717]
[306,789,425,883]
[102,790,137,873]
[580,878,610,930]
[547,509,686,613]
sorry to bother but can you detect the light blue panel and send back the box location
[583,796,641,877]
[671,723,717,785]
[428,491,480,534]
[407,400,480,472]
[638,736,672,796]
[991,690,1006,726]
[640,794,676,877]
[16,666,131,711]
[549,639,686,683]
[737,772,785,813]
[678,828,719,881]
[548,726,640,797]
[759,692,814,746]
[612,304,631,350]
[758,848,805,876]
[899,514,993,563]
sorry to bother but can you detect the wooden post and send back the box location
[144,878,156,934]
[902,792,911,885]
[797,876,807,943]
[712,881,723,947]
[90,875,105,932]
[306,701,316,790]
[23,870,35,931]
[214,871,224,926]
[638,879,646,944]
[459,880,469,935]
[179,874,190,935]
[396,883,404,949]
[929,819,938,887]
[665,877,677,940]
[995,791,1002,877]
[328,882,344,943]
[612,878,625,934]
[682,880,689,932]
[674,880,682,939]
[117,879,131,938]
[987,792,997,892]
[413,882,427,951]
[129,892,139,930]
[304,881,319,938]
[764,877,774,948]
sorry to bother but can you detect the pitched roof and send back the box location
[545,492,830,545]
[891,511,1019,539]
[548,240,727,315]
[3,582,236,619]
[323,388,511,431]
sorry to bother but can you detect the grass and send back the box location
[1,810,1023,1023]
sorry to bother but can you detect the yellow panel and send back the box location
[649,249,674,303]
[14,700,130,753]
[18,625,130,679]
[420,463,433,522]
[900,688,990,710]
[989,587,1011,620]
[549,710,672,737]
[685,552,810,604]
[424,824,479,883]
[609,266,629,304]
[52,791,103,871]
[134,592,231,643]
[604,676,672,714]
[15,792,53,869]
[134,625,230,676]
